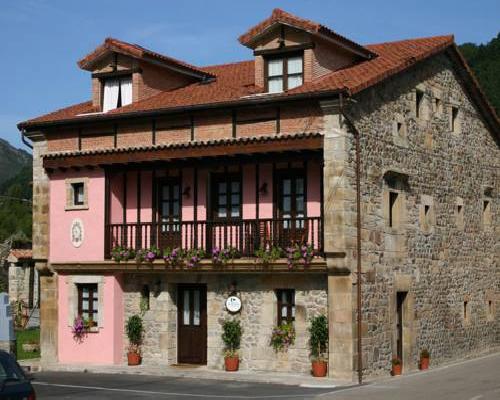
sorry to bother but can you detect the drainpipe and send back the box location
[339,94,363,385]
[21,130,33,150]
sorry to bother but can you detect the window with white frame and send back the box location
[102,76,132,112]
[266,54,303,93]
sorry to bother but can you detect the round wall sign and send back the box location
[70,218,84,248]
[225,295,242,313]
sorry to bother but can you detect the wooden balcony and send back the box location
[105,217,323,259]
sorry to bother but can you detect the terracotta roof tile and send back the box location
[8,249,33,261]
[78,37,214,79]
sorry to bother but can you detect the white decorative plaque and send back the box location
[225,295,242,313]
[70,218,84,248]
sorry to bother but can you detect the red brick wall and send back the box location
[46,130,78,152]
[280,103,323,133]
[81,134,114,151]
[156,116,191,144]
[237,108,276,137]
[311,39,356,79]
[194,111,232,141]
[116,122,152,148]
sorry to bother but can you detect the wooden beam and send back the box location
[253,43,314,56]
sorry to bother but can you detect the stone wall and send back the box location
[345,52,499,377]
[8,262,38,306]
[122,273,327,373]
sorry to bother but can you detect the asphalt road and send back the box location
[31,352,500,399]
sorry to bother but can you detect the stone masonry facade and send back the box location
[123,274,327,373]
[341,53,499,377]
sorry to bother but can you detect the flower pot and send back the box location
[420,357,429,370]
[311,360,328,377]
[224,356,239,372]
[127,352,141,366]
[392,364,402,376]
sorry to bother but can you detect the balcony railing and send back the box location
[105,217,323,259]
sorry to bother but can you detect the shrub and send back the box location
[421,349,430,359]
[110,246,135,262]
[221,319,242,358]
[126,315,144,353]
[392,357,401,366]
[270,322,295,352]
[309,314,328,361]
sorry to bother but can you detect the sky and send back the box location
[1,0,499,150]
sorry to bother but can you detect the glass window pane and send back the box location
[287,56,303,74]
[268,77,283,93]
[120,76,132,106]
[82,312,89,320]
[283,179,291,195]
[288,75,303,90]
[218,182,226,194]
[281,306,287,318]
[296,196,304,212]
[231,194,239,205]
[268,59,283,76]
[173,202,179,216]
[162,203,169,216]
[292,306,296,318]
[283,196,291,212]
[218,208,227,218]
[173,185,180,199]
[218,195,226,206]
[76,186,84,203]
[231,181,240,193]
[82,300,89,310]
[231,206,240,217]
[281,291,287,303]
[183,291,190,325]
[296,179,304,194]
[162,186,169,199]
[193,290,200,326]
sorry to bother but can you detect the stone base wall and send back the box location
[8,263,38,306]
[123,273,327,373]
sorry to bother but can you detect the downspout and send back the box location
[21,130,33,150]
[339,93,363,385]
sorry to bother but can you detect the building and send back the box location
[18,9,499,380]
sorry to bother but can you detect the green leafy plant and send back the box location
[420,349,430,359]
[212,247,239,266]
[126,315,144,354]
[135,246,161,263]
[110,246,135,262]
[186,248,206,268]
[309,314,328,361]
[392,357,401,366]
[221,319,242,358]
[255,246,282,265]
[163,247,185,266]
[286,243,314,269]
[270,322,295,352]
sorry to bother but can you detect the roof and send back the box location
[17,10,499,137]
[238,8,375,59]
[78,37,215,79]
[7,249,33,263]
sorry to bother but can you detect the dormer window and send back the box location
[102,76,132,112]
[266,53,303,93]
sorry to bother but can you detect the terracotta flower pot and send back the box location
[420,357,429,370]
[392,364,402,376]
[127,352,141,366]
[224,356,239,371]
[311,360,328,377]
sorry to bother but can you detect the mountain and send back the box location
[0,138,32,242]
[459,33,500,116]
[0,138,31,186]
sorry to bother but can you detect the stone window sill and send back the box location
[65,204,89,211]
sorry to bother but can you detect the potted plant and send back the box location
[391,357,402,376]
[254,245,282,266]
[270,322,296,352]
[126,314,144,366]
[221,319,242,371]
[309,315,328,377]
[420,349,430,370]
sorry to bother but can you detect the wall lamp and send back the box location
[183,186,191,198]
[259,182,268,195]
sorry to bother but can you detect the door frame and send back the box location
[177,283,207,365]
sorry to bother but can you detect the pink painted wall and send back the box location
[49,169,105,262]
[57,274,124,365]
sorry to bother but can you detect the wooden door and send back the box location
[177,285,207,364]
[396,291,407,364]
[158,179,181,250]
[278,172,307,245]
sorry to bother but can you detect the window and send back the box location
[276,289,295,324]
[389,191,399,228]
[416,89,424,119]
[420,195,435,233]
[434,97,443,114]
[451,106,459,132]
[77,284,98,325]
[266,54,303,93]
[158,180,181,233]
[463,300,469,323]
[279,173,306,229]
[72,182,84,206]
[212,175,241,219]
[102,76,132,112]
[455,198,464,229]
[482,199,492,229]
[487,299,494,321]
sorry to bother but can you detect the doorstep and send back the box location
[38,362,352,388]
